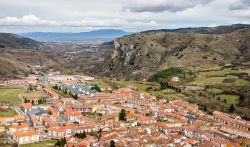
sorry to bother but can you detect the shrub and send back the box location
[151,67,183,82]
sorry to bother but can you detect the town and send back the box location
[0,72,249,147]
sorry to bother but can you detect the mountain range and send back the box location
[19,29,132,42]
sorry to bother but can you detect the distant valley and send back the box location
[19,29,132,42]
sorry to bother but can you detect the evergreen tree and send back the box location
[53,84,58,90]
[24,97,28,103]
[82,131,86,138]
[239,94,245,101]
[73,94,78,100]
[55,138,66,147]
[229,104,235,113]
[64,89,67,94]
[98,128,102,141]
[110,140,116,147]
[204,106,208,112]
[119,109,126,121]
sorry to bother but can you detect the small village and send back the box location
[0,72,250,147]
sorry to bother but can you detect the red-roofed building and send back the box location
[65,110,81,122]
[48,125,75,138]
[129,113,156,125]
[13,130,39,144]
[43,87,59,99]
[20,103,32,113]
[9,123,29,134]
[49,107,59,117]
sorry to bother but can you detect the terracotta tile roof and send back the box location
[49,107,58,113]
[10,123,29,129]
[221,124,250,134]
[21,103,32,109]
[14,115,25,121]
[185,138,198,144]
[48,125,75,132]
[13,130,38,137]
[130,113,154,121]
[65,110,81,117]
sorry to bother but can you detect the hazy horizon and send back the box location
[0,0,250,33]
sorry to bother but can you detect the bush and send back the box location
[151,68,183,82]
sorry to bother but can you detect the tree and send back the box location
[119,109,126,121]
[73,94,78,100]
[53,84,58,90]
[98,128,102,141]
[203,106,208,112]
[239,94,245,101]
[82,131,86,138]
[229,104,235,113]
[63,89,67,94]
[74,132,86,139]
[27,84,33,91]
[91,84,101,92]
[55,138,66,147]
[24,97,28,103]
[110,140,116,147]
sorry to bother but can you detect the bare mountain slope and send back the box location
[98,28,250,80]
[0,33,41,49]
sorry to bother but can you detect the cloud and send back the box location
[0,15,163,29]
[229,0,250,10]
[123,0,214,13]
[0,15,58,26]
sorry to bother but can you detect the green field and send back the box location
[109,80,185,99]
[233,79,250,86]
[217,94,239,104]
[0,85,26,105]
[206,88,223,94]
[198,69,240,77]
[20,139,57,147]
[189,69,243,86]
[110,80,158,92]
[0,110,17,117]
[190,77,226,85]
[20,91,44,101]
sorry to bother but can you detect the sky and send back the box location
[0,0,249,33]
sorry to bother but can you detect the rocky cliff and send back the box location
[99,28,250,80]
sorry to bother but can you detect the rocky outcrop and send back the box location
[99,28,250,80]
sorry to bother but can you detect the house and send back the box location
[49,107,60,116]
[9,123,29,134]
[43,87,59,99]
[129,113,156,125]
[0,116,24,125]
[13,130,39,144]
[99,113,119,126]
[15,115,25,123]
[64,110,81,122]
[53,102,64,112]
[48,125,75,138]
[42,117,59,128]
[20,103,32,113]
[220,124,250,138]
[213,111,250,131]
[157,120,187,134]
[71,104,93,113]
